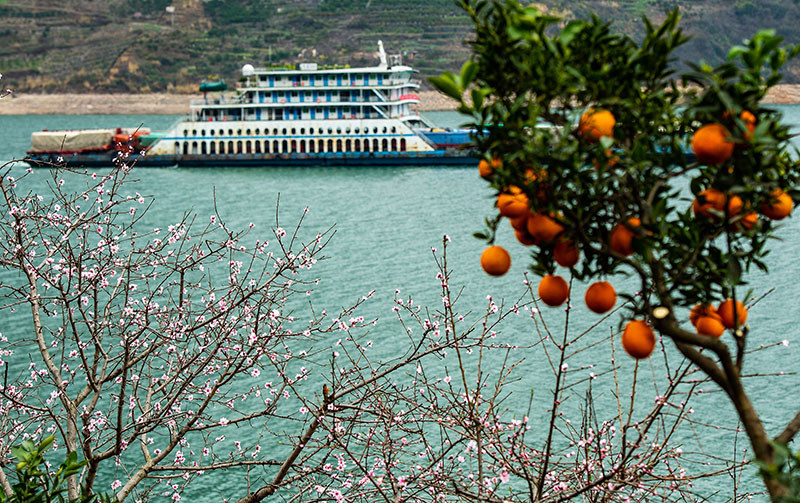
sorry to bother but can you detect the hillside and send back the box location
[0,0,799,94]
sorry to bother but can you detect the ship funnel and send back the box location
[377,40,388,68]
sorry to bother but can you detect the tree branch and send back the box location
[775,409,800,445]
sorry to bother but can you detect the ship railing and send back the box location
[233,81,421,93]
[190,96,416,108]
[388,78,421,86]
[191,98,247,107]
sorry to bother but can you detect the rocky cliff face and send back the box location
[1,0,798,93]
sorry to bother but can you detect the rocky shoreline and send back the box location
[1,87,798,116]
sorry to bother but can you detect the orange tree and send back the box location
[433,1,800,500]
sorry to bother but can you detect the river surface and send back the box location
[1,109,799,501]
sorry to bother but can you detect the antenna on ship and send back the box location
[377,40,388,68]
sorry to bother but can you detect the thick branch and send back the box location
[233,407,324,503]
[653,317,784,500]
[0,467,13,498]
[775,409,800,445]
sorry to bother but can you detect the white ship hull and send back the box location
[149,118,435,156]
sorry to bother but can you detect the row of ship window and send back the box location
[182,126,399,137]
[252,73,392,84]
[256,90,374,99]
[175,138,408,155]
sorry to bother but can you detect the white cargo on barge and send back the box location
[30,128,150,154]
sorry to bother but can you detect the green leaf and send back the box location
[690,177,704,196]
[40,436,55,452]
[65,450,78,465]
[560,20,584,47]
[11,446,27,462]
[460,61,478,88]
[429,74,463,101]
[471,88,486,110]
[728,256,742,284]
[727,45,748,61]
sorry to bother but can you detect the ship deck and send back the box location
[25,149,478,168]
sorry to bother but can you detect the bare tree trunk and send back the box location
[0,467,13,497]
[23,258,81,501]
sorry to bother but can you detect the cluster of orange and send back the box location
[684,113,792,340]
[689,299,748,337]
[479,110,627,346]
[690,113,793,228]
[478,108,792,361]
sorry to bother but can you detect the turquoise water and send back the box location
[1,108,799,500]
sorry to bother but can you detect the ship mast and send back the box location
[377,40,388,68]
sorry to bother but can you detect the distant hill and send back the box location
[1,0,798,93]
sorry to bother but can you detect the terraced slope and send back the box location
[0,0,798,93]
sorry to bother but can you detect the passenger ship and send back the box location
[26,42,475,167]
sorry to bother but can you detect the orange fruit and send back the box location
[480,246,511,277]
[478,159,493,179]
[691,188,725,218]
[725,110,757,148]
[509,211,531,231]
[691,123,734,165]
[740,110,757,141]
[527,212,564,244]
[584,281,616,313]
[689,304,720,327]
[478,157,502,179]
[692,190,742,221]
[515,229,537,246]
[761,189,793,220]
[717,299,747,329]
[622,320,656,359]
[727,195,743,216]
[738,211,758,230]
[497,187,530,218]
[553,238,580,268]
[609,217,641,256]
[593,149,619,170]
[696,315,726,337]
[524,168,549,198]
[579,109,615,143]
[524,168,544,183]
[538,274,569,307]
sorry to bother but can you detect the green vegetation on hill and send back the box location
[0,0,798,93]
